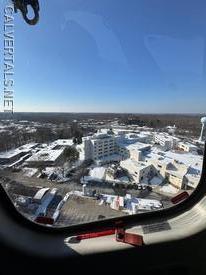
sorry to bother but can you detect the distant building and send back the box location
[166,125,177,135]
[154,133,179,151]
[0,143,38,165]
[178,142,198,153]
[50,139,73,150]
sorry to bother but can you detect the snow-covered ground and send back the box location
[76,143,85,161]
[43,167,69,182]
[160,184,179,194]
[0,143,37,159]
[83,167,106,182]
[90,167,106,179]
[131,198,162,211]
[23,168,38,177]
[26,148,64,163]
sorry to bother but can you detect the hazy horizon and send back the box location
[0,111,205,116]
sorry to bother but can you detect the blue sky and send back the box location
[2,0,206,113]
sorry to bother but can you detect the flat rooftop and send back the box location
[26,149,64,163]
[118,141,151,151]
[121,159,149,171]
[0,143,38,159]
[50,139,73,148]
[145,148,203,171]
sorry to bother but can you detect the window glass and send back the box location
[0,0,205,227]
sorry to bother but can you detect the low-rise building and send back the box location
[154,133,179,151]
[25,148,65,167]
[120,159,153,184]
[50,139,73,150]
[117,141,151,161]
[145,148,202,189]
[178,142,198,153]
[0,143,38,165]
[166,160,189,189]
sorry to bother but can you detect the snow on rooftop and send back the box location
[89,167,106,180]
[121,158,148,171]
[178,142,198,148]
[0,143,38,159]
[93,133,113,139]
[146,147,203,170]
[124,142,151,151]
[35,188,57,217]
[117,140,151,151]
[26,148,64,162]
[33,188,50,201]
[155,133,179,141]
[164,151,203,169]
[23,168,38,177]
[131,198,162,211]
[50,139,73,147]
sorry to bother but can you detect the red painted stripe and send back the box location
[76,229,115,240]
[171,191,189,204]
[116,228,143,246]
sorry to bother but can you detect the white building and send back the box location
[84,131,151,164]
[84,132,116,162]
[185,167,201,189]
[166,125,177,135]
[50,139,73,150]
[145,148,203,189]
[178,142,198,153]
[26,148,65,167]
[0,143,38,165]
[117,141,151,161]
[154,133,179,150]
[120,159,153,184]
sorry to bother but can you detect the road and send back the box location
[0,170,174,209]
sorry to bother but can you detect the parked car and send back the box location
[147,186,153,192]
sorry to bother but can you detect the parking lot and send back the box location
[0,170,174,227]
[55,194,125,226]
